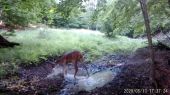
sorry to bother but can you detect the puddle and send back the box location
[46,64,120,95]
[46,65,63,79]
[58,70,115,95]
[77,70,114,91]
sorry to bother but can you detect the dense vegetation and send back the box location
[1,0,169,37]
[0,28,146,77]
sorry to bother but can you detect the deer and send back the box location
[52,50,89,79]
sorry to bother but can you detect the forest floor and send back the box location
[0,46,170,95]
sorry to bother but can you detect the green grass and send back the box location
[0,28,146,77]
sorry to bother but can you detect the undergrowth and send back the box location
[0,28,146,77]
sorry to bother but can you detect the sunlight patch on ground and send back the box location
[68,29,104,35]
[47,28,104,36]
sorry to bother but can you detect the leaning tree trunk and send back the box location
[139,0,157,88]
[0,35,19,48]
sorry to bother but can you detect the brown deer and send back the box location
[54,50,89,79]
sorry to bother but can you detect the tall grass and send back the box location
[0,28,146,77]
[0,28,147,64]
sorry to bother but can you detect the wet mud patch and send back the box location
[78,47,170,95]
[0,53,127,95]
[0,60,65,95]
[1,47,170,95]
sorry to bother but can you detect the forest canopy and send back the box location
[0,0,170,37]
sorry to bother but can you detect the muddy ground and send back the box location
[0,46,170,95]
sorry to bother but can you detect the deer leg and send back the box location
[82,63,89,77]
[74,61,78,79]
[63,63,67,77]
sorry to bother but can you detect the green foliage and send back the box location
[0,0,56,27]
[93,0,170,37]
[0,0,90,29]
[53,8,89,29]
[1,0,169,37]
[56,0,83,19]
[102,18,114,37]
[52,0,89,28]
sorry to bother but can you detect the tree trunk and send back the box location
[0,35,19,48]
[139,0,157,88]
